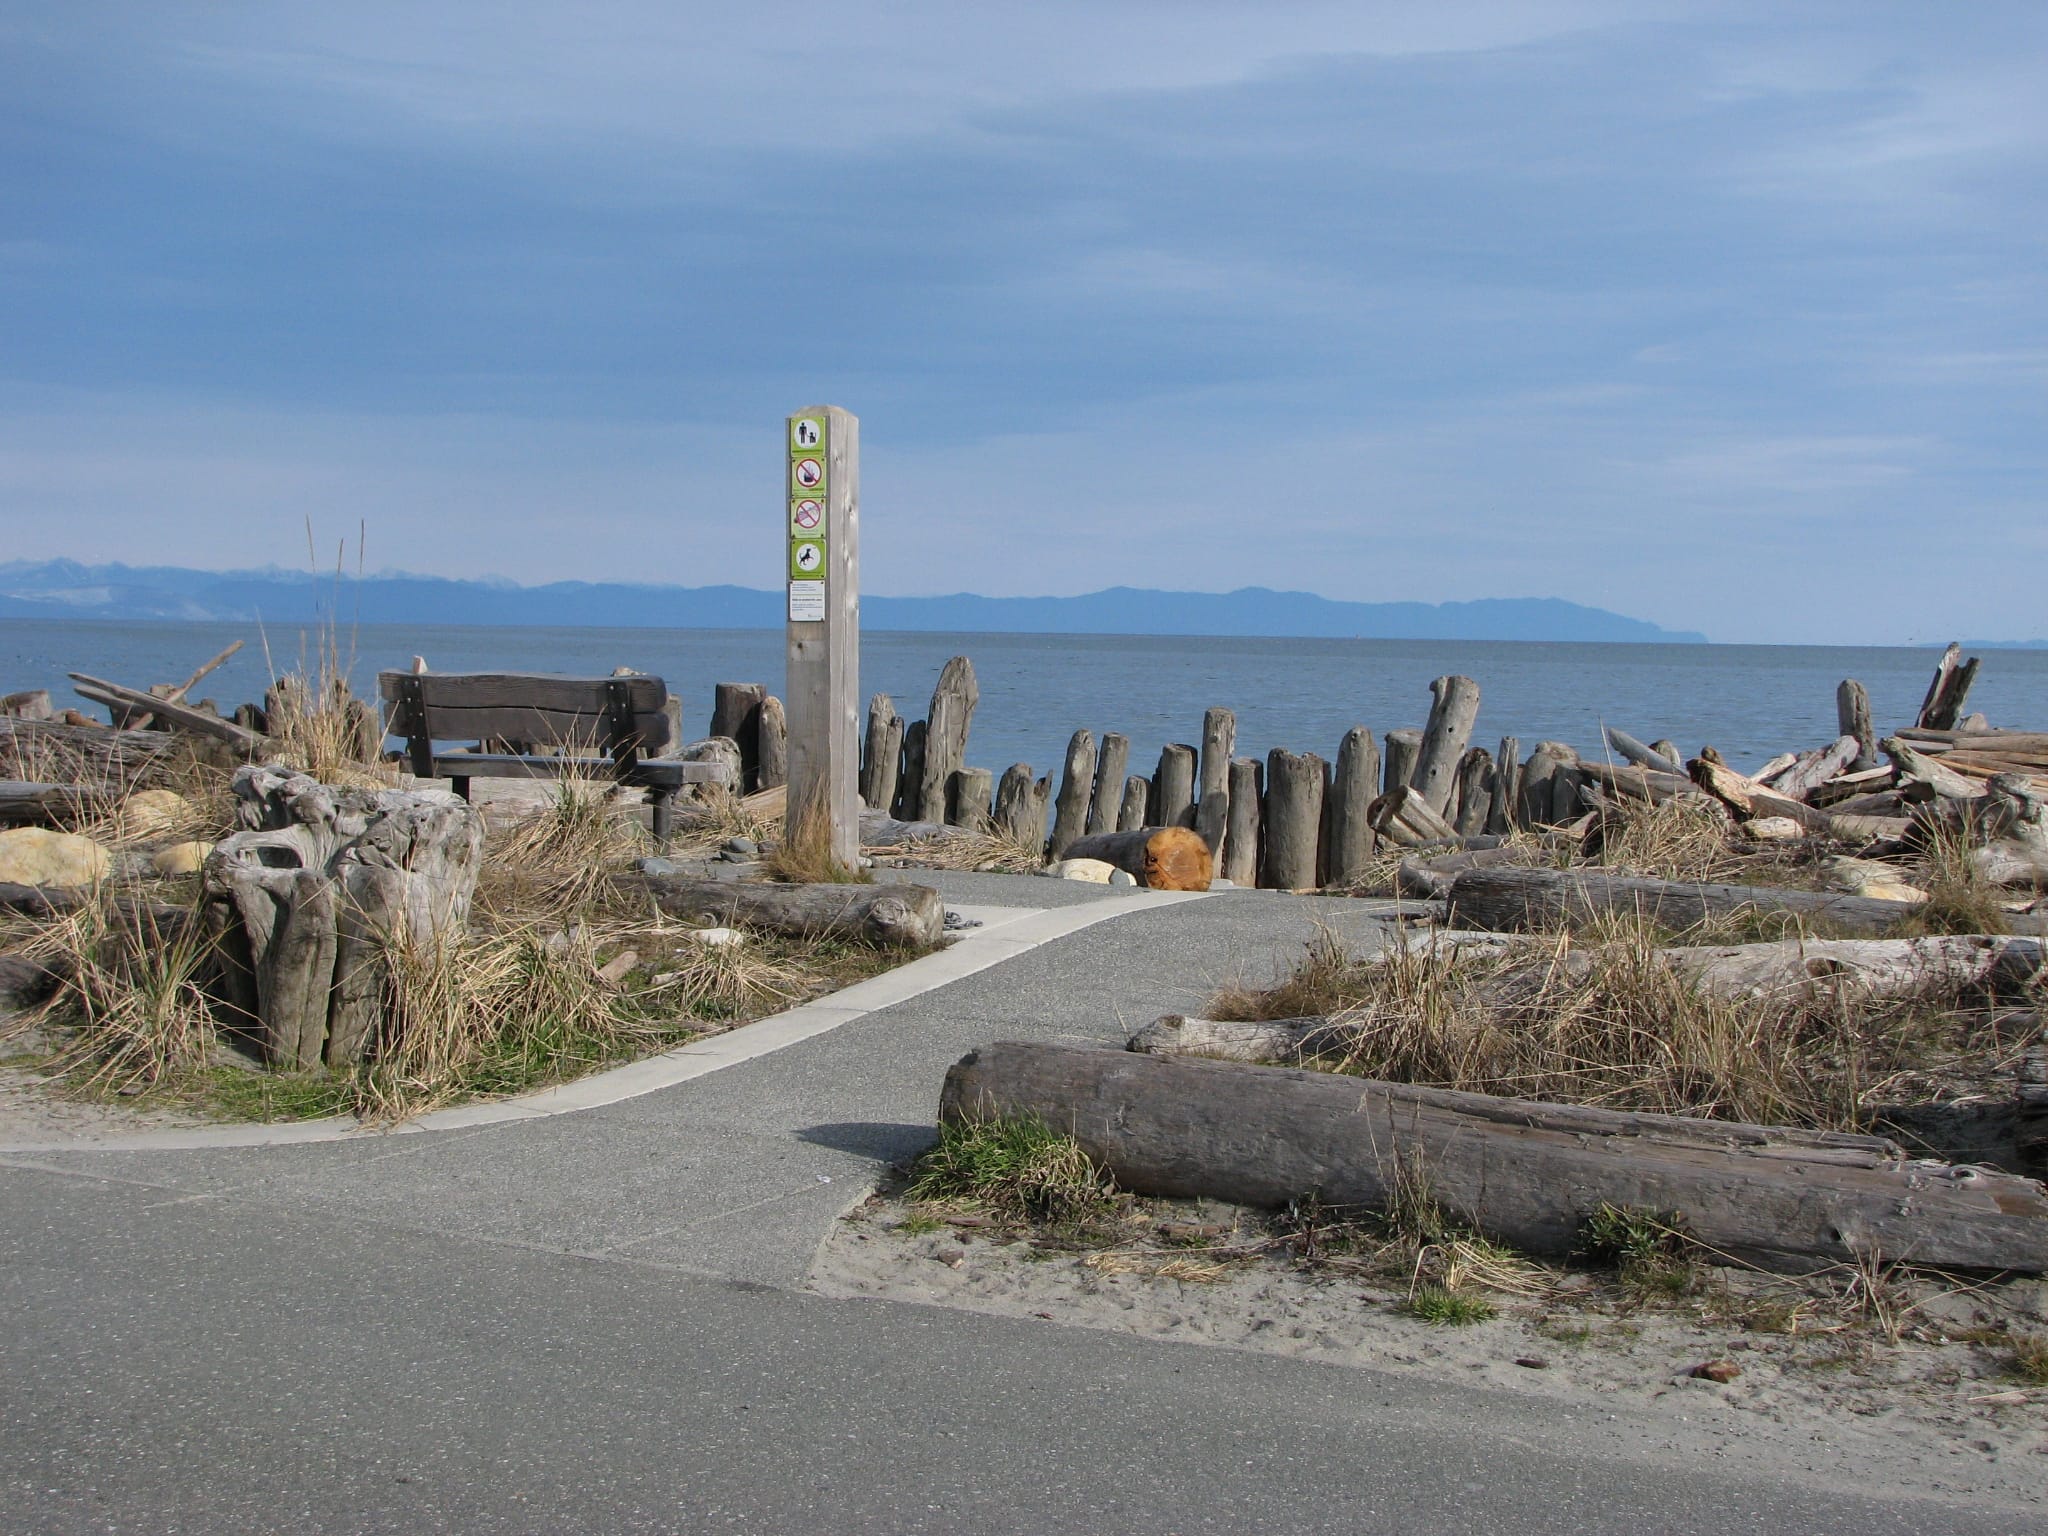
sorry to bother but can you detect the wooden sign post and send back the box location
[785,405,861,868]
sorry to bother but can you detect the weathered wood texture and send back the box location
[917,656,979,824]
[891,721,927,822]
[1518,742,1576,828]
[1487,736,1521,834]
[939,1041,2048,1273]
[709,683,767,790]
[1,689,56,721]
[1151,744,1197,830]
[860,694,902,812]
[755,695,788,792]
[1772,736,1861,801]
[1603,727,1683,777]
[1048,730,1098,861]
[631,871,943,948]
[1194,786,1230,859]
[1664,935,2045,1003]
[202,766,485,1070]
[1118,776,1150,833]
[947,766,993,831]
[993,764,1050,849]
[0,780,107,828]
[1382,729,1422,798]
[1198,708,1235,807]
[785,403,862,867]
[1060,827,1213,891]
[1262,749,1326,890]
[1444,866,1931,938]
[1412,676,1481,816]
[1368,785,1457,849]
[1917,644,1981,731]
[72,673,266,752]
[1087,733,1130,838]
[1324,727,1379,887]
[1838,680,1877,772]
[1223,757,1262,888]
[1453,748,1495,837]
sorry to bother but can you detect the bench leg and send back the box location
[451,776,471,802]
[650,788,674,848]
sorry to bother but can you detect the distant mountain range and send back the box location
[0,558,1715,642]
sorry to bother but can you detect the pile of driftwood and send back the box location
[728,642,2048,901]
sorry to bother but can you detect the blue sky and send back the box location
[1,2,2042,642]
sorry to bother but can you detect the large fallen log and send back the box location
[0,781,108,828]
[1444,865,1926,937]
[1663,934,2046,1003]
[939,1040,2048,1273]
[1688,755,1835,834]
[629,870,944,947]
[0,718,187,788]
[1060,827,1212,891]
[1771,736,1863,801]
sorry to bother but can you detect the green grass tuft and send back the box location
[907,1115,1116,1225]
[1404,1285,1496,1326]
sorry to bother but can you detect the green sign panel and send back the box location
[789,538,827,580]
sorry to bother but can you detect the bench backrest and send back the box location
[376,671,673,778]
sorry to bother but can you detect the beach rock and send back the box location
[1823,855,1928,904]
[0,828,110,888]
[680,926,745,948]
[1109,869,1137,887]
[1048,858,1116,883]
[151,840,215,877]
[1690,1359,1742,1384]
[120,788,193,837]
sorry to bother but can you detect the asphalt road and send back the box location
[2,883,2038,1533]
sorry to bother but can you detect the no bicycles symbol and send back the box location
[791,499,823,530]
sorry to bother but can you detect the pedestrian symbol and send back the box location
[791,417,824,450]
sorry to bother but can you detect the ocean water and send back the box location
[5,616,2045,781]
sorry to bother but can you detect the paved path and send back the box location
[0,877,2035,1533]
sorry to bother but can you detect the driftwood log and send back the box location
[993,764,1049,849]
[1261,749,1326,890]
[1445,866,1930,938]
[1603,727,1683,777]
[0,780,108,828]
[202,766,485,1070]
[1152,744,1197,831]
[1060,827,1212,892]
[1087,733,1130,839]
[1838,681,1878,771]
[892,720,927,822]
[1223,758,1261,888]
[860,694,902,812]
[940,1041,2048,1273]
[917,657,979,824]
[1664,934,2046,1003]
[1048,730,1097,861]
[1117,776,1149,833]
[756,695,788,792]
[710,683,766,793]
[947,767,993,831]
[1382,729,1422,798]
[1518,741,1576,828]
[1917,643,1980,731]
[632,871,944,947]
[1412,676,1480,817]
[1,714,206,790]
[1487,736,1520,835]
[71,672,266,753]
[1368,785,1457,849]
[1324,727,1379,887]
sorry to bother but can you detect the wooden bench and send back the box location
[377,671,731,842]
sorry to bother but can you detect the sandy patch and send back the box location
[0,1058,213,1143]
[814,1195,2048,1509]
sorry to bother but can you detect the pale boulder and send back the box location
[1737,817,1804,843]
[152,840,215,877]
[1823,855,1929,905]
[0,828,111,887]
[120,788,194,837]
[1048,858,1116,883]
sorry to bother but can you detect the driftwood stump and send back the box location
[202,765,484,1071]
